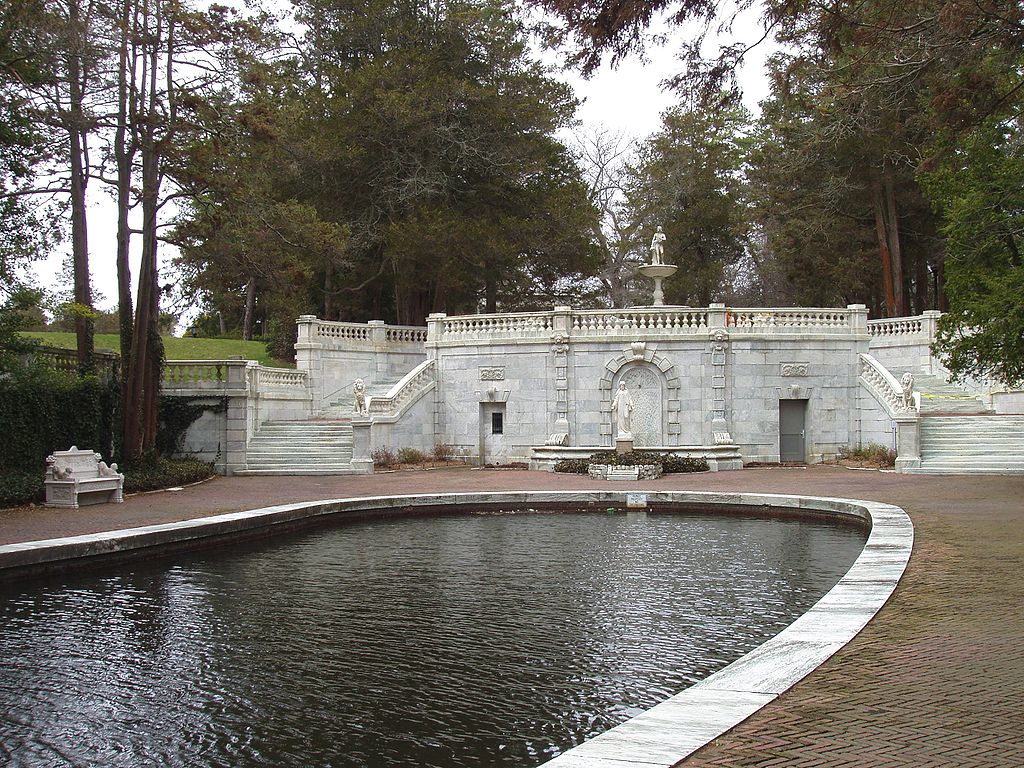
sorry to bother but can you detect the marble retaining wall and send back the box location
[424,305,873,465]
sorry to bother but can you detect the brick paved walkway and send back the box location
[2,465,1023,765]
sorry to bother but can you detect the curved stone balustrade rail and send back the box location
[367,359,436,417]
[859,353,918,417]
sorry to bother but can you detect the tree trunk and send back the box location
[484,257,497,313]
[115,0,136,446]
[882,157,906,316]
[323,262,334,319]
[872,174,897,317]
[914,246,928,315]
[242,276,256,340]
[68,0,94,375]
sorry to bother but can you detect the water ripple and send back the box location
[0,510,864,768]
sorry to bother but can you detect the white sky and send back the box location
[29,4,777,319]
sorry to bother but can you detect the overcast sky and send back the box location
[30,5,776,319]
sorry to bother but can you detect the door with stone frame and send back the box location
[779,399,807,462]
[618,366,664,447]
[480,403,508,464]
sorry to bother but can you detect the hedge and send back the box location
[554,451,709,474]
[0,368,118,473]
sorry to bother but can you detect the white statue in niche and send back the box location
[900,372,915,410]
[353,378,368,415]
[611,381,634,438]
[650,226,667,265]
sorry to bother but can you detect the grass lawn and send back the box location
[23,332,290,367]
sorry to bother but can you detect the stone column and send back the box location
[894,414,921,472]
[426,313,447,443]
[223,360,251,476]
[350,417,374,474]
[921,310,943,375]
[551,306,572,440]
[706,304,733,445]
[368,320,387,380]
[295,315,324,415]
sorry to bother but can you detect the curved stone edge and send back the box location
[0,490,912,768]
[540,492,913,767]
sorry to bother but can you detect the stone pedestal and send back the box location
[615,437,633,454]
[637,264,679,306]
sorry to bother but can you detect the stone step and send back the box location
[245,457,354,466]
[914,413,1024,474]
[246,418,358,473]
[253,423,354,430]
[330,378,404,408]
[234,467,365,476]
[910,464,1024,475]
[894,372,990,414]
[248,436,353,445]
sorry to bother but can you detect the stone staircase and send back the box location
[884,371,1024,474]
[915,415,1024,474]
[239,420,359,475]
[324,376,404,418]
[906,373,990,415]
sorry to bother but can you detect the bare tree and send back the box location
[572,126,644,307]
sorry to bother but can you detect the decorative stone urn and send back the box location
[637,263,678,306]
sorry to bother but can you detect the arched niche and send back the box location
[600,348,681,447]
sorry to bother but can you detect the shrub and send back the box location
[372,446,397,468]
[553,458,590,474]
[553,450,709,474]
[122,456,215,494]
[587,450,663,467]
[431,442,455,462]
[0,470,44,508]
[661,454,710,473]
[0,367,118,473]
[838,443,897,467]
[396,447,427,465]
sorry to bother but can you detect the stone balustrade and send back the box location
[868,317,924,337]
[162,360,248,390]
[859,353,918,417]
[867,310,942,342]
[571,309,708,335]
[437,312,554,340]
[298,316,427,350]
[728,308,855,332]
[367,360,436,417]
[162,360,308,397]
[385,326,429,343]
[247,365,309,391]
[427,304,869,344]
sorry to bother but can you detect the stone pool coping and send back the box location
[0,490,912,767]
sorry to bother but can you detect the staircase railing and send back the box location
[859,353,919,418]
[366,359,436,418]
[859,353,922,472]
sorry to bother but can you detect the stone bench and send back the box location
[44,446,125,508]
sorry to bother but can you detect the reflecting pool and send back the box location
[0,509,865,768]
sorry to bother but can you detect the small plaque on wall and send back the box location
[781,363,809,377]
[479,367,505,381]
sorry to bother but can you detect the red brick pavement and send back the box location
[2,465,1023,765]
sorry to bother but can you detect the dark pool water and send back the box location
[0,509,865,768]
